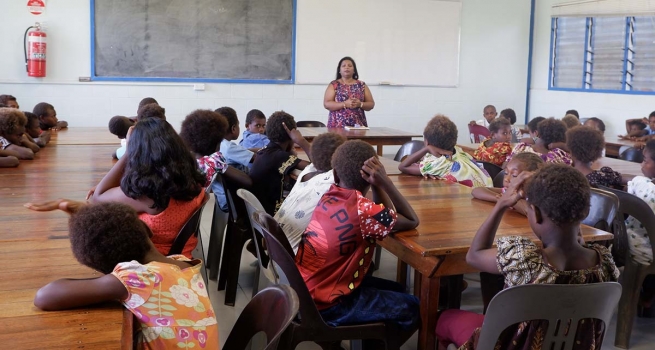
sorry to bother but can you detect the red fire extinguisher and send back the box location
[24,23,46,77]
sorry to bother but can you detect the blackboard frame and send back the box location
[89,0,296,84]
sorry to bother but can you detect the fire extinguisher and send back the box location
[24,23,46,77]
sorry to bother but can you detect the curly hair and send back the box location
[566,109,580,119]
[245,109,266,126]
[137,103,166,121]
[215,107,239,130]
[0,95,16,105]
[488,117,511,134]
[566,126,604,164]
[584,117,606,133]
[526,163,590,225]
[562,115,581,129]
[120,118,205,210]
[0,108,27,136]
[180,109,227,156]
[537,118,567,145]
[500,108,517,125]
[527,116,545,132]
[266,111,296,143]
[311,133,346,172]
[108,116,134,139]
[138,97,158,111]
[69,202,151,274]
[510,152,544,172]
[32,102,53,117]
[332,140,377,191]
[423,114,457,151]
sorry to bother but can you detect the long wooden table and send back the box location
[380,175,614,350]
[605,138,638,158]
[49,127,121,146]
[296,149,402,175]
[298,127,420,156]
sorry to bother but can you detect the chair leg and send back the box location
[224,229,248,306]
[373,245,382,271]
[252,264,261,298]
[218,221,235,291]
[615,263,645,349]
[208,205,227,280]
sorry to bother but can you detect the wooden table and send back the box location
[297,127,420,156]
[605,138,638,158]
[0,144,132,349]
[49,127,121,146]
[381,175,614,350]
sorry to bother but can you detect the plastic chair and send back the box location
[167,192,210,255]
[619,147,644,163]
[457,283,622,350]
[393,140,424,162]
[492,170,505,188]
[223,285,300,350]
[479,162,502,181]
[582,188,619,232]
[468,124,490,143]
[253,212,403,350]
[237,188,281,297]
[597,186,655,349]
[297,121,326,127]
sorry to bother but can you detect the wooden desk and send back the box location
[0,144,131,349]
[297,127,420,156]
[50,127,120,146]
[380,175,613,350]
[296,150,402,175]
[605,138,638,158]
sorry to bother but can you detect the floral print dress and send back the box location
[625,176,655,265]
[506,143,572,165]
[111,255,218,350]
[419,146,493,188]
[473,138,512,167]
[327,80,368,128]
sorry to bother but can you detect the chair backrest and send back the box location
[492,170,505,188]
[394,140,425,162]
[237,188,278,282]
[253,212,330,329]
[479,161,503,180]
[167,192,210,255]
[468,124,491,143]
[296,120,326,127]
[222,284,300,350]
[619,147,644,163]
[582,188,619,231]
[477,282,622,350]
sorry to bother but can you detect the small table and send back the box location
[297,127,420,156]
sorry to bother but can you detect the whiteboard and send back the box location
[295,0,461,86]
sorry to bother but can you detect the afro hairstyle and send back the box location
[424,114,458,151]
[138,97,158,111]
[500,108,517,125]
[566,126,604,164]
[0,108,27,136]
[137,103,166,121]
[509,152,544,172]
[536,117,567,145]
[527,116,546,132]
[68,202,152,274]
[180,109,228,156]
[215,107,239,130]
[332,140,377,192]
[488,117,511,134]
[108,116,135,139]
[562,115,581,129]
[32,102,54,117]
[310,133,346,172]
[245,109,266,127]
[525,163,590,225]
[266,111,297,143]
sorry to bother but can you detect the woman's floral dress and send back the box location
[327,80,368,128]
[111,256,218,349]
[419,146,493,188]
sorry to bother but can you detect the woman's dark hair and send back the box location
[645,140,655,162]
[311,133,346,172]
[245,109,266,126]
[424,115,458,151]
[120,118,204,210]
[527,116,546,132]
[499,108,517,125]
[332,140,376,192]
[335,56,359,80]
[537,118,567,145]
[566,126,604,164]
[69,202,151,274]
[216,107,239,130]
[526,164,590,225]
[566,109,580,119]
[488,118,511,134]
[266,111,296,143]
[180,109,227,156]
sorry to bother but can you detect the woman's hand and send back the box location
[25,199,86,215]
[344,99,359,109]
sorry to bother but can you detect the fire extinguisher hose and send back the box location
[24,26,36,73]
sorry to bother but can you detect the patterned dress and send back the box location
[473,138,512,167]
[586,167,622,189]
[457,236,619,350]
[196,151,228,187]
[625,176,655,265]
[327,80,368,128]
[419,146,493,188]
[111,256,218,350]
[506,143,572,165]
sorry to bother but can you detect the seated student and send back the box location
[136,103,166,121]
[566,109,580,119]
[179,109,252,188]
[27,200,219,349]
[33,102,68,130]
[89,118,206,259]
[507,117,572,165]
[562,114,581,129]
[0,108,35,161]
[583,117,605,134]
[108,116,134,159]
[296,140,420,346]
[216,107,254,173]
[399,115,492,188]
[625,140,655,266]
[274,133,346,253]
[24,112,50,147]
[469,105,497,128]
[250,111,312,215]
[436,164,619,349]
[621,116,650,139]
[0,94,19,109]
[239,109,270,150]
[472,118,512,167]
[517,116,545,145]
[471,152,544,216]
[498,108,522,141]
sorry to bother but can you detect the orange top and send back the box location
[139,191,205,258]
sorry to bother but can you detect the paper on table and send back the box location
[344,126,370,130]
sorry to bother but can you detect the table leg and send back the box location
[397,260,408,292]
[415,270,439,350]
[377,144,383,156]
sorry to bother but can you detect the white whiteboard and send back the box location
[295,0,462,86]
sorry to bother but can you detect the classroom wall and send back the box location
[0,0,530,144]
[530,0,655,137]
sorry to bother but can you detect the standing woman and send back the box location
[324,56,375,128]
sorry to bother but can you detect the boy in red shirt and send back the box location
[295,140,420,347]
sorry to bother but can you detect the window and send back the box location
[549,15,655,94]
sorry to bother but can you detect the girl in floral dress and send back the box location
[28,200,218,349]
[324,57,375,128]
[506,117,572,165]
[473,118,513,167]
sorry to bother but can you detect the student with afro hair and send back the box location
[24,111,50,147]
[507,117,572,165]
[0,108,35,162]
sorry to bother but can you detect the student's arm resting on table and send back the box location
[6,144,34,160]
[21,134,40,153]
[56,120,68,129]
[0,155,19,167]
[398,145,452,177]
[34,275,128,311]
[471,187,502,203]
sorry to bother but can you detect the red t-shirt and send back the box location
[295,184,397,310]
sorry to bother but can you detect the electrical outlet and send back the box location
[193,84,205,91]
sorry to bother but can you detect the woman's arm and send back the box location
[360,85,375,111]
[34,275,128,311]
[471,187,502,202]
[324,84,346,111]
[90,156,157,214]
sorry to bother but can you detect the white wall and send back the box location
[0,0,531,144]
[530,0,655,136]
